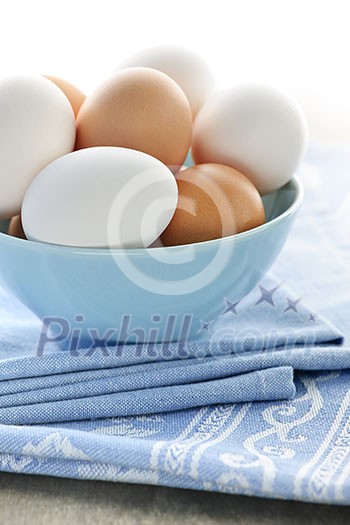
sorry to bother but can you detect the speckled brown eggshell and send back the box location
[75,68,192,172]
[160,163,265,246]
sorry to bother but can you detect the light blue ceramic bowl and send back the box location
[0,177,303,345]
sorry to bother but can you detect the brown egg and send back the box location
[44,75,86,118]
[8,215,26,239]
[161,164,265,246]
[75,68,192,171]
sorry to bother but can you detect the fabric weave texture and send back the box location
[0,144,349,504]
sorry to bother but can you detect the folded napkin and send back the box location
[0,144,350,505]
[0,271,343,424]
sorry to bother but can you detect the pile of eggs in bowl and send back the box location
[0,46,308,249]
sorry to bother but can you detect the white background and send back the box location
[1,0,349,142]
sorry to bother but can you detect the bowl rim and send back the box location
[0,176,304,256]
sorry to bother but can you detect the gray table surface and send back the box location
[0,472,349,525]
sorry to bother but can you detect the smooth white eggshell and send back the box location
[22,147,178,249]
[119,46,215,118]
[192,85,308,194]
[0,75,76,219]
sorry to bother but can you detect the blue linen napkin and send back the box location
[0,144,350,505]
[0,367,296,425]
[0,347,347,411]
[0,273,343,423]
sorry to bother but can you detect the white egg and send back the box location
[22,147,178,249]
[119,46,215,118]
[0,75,75,219]
[192,85,308,194]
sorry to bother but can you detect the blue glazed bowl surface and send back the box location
[0,177,303,344]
